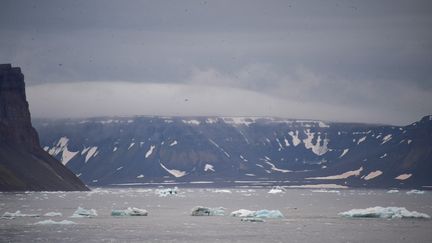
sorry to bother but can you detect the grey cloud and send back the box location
[1,0,431,124]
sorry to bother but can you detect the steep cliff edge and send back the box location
[0,64,88,191]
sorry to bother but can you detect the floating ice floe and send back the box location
[268,186,285,194]
[70,207,97,218]
[111,207,148,216]
[156,187,178,197]
[191,206,225,216]
[386,189,399,194]
[230,209,284,219]
[406,190,425,195]
[34,219,76,225]
[44,212,62,217]
[339,207,430,219]
[1,210,39,219]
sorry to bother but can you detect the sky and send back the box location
[1,0,431,125]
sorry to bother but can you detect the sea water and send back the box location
[1,188,431,242]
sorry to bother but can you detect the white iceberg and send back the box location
[44,212,62,217]
[268,186,285,194]
[191,206,225,216]
[230,209,284,219]
[156,187,178,197]
[70,207,97,218]
[111,207,148,216]
[1,210,39,219]
[34,219,76,225]
[406,190,425,195]
[339,207,430,219]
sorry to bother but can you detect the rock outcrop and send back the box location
[0,64,88,191]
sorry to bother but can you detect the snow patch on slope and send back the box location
[364,170,383,180]
[395,174,412,180]
[145,145,156,158]
[307,167,363,180]
[288,131,301,146]
[160,163,187,178]
[303,129,329,156]
[204,164,215,172]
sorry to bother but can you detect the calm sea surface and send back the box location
[1,188,431,242]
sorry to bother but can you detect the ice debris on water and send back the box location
[1,210,39,219]
[156,187,178,197]
[34,219,76,225]
[386,189,399,194]
[212,189,232,193]
[268,186,286,194]
[70,207,97,218]
[241,217,265,222]
[111,207,148,216]
[44,212,62,217]
[406,189,425,195]
[230,209,284,219]
[339,207,430,219]
[191,206,225,216]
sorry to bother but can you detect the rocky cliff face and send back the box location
[0,64,88,191]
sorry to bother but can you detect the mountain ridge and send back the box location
[34,114,432,189]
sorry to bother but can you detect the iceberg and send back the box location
[35,219,76,225]
[111,207,148,216]
[1,210,39,219]
[230,209,284,219]
[191,206,225,216]
[406,190,425,195]
[70,207,97,218]
[268,186,285,194]
[339,207,430,219]
[156,187,178,197]
[44,212,62,217]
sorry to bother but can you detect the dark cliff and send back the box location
[0,64,88,191]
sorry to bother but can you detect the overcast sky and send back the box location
[1,0,431,125]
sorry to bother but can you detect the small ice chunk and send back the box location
[156,187,178,197]
[268,186,285,194]
[339,206,430,219]
[241,217,265,222]
[70,207,97,218]
[230,209,284,219]
[406,190,425,195]
[387,189,399,194]
[44,212,62,217]
[1,210,39,219]
[254,210,284,219]
[34,219,76,225]
[191,206,225,216]
[111,207,148,216]
[212,189,231,193]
